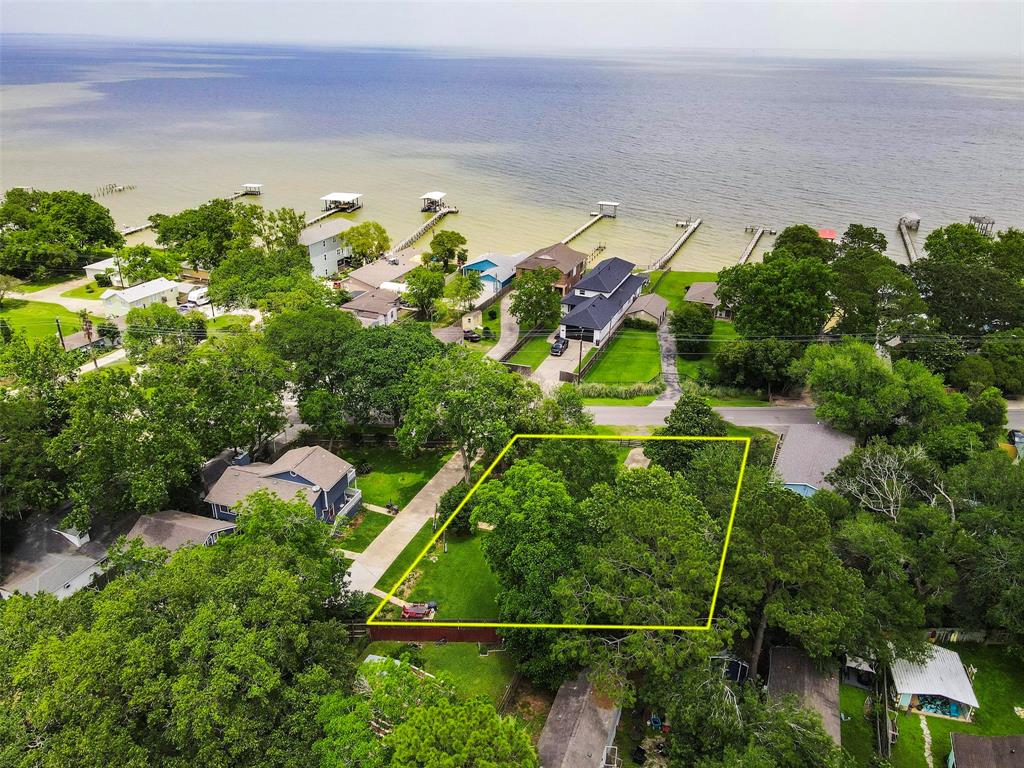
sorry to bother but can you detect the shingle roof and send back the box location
[768,646,841,746]
[890,645,979,708]
[346,250,419,290]
[342,288,400,316]
[205,447,353,509]
[950,734,1024,768]
[561,273,647,331]
[538,671,621,768]
[125,511,236,552]
[773,423,854,490]
[518,243,588,275]
[574,257,634,294]
[684,281,721,308]
[299,218,356,246]
[463,252,529,284]
[626,293,668,319]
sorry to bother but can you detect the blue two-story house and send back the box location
[204,446,361,525]
[461,252,529,297]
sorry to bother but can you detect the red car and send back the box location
[401,602,437,620]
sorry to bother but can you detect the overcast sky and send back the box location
[3,1,1022,58]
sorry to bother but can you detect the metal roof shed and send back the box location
[890,645,979,719]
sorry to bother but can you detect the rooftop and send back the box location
[574,257,634,294]
[684,281,722,308]
[890,644,979,708]
[342,288,401,316]
[101,276,178,303]
[561,273,648,331]
[626,292,669,317]
[346,249,420,290]
[299,217,356,246]
[537,671,621,768]
[518,243,588,275]
[205,446,353,509]
[320,192,362,203]
[768,646,841,746]
[950,734,1024,768]
[420,191,446,200]
[773,423,854,490]
[463,251,529,283]
[125,511,236,553]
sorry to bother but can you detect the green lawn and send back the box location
[13,274,81,294]
[336,509,393,553]
[473,302,503,352]
[650,270,717,312]
[406,532,499,622]
[82,358,135,377]
[890,644,1024,768]
[374,520,438,592]
[508,335,551,369]
[344,445,452,508]
[584,328,661,384]
[362,641,516,705]
[207,313,253,336]
[840,685,876,766]
[0,299,103,342]
[60,280,105,300]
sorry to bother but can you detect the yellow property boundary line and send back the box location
[366,434,751,631]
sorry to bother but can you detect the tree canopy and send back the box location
[509,267,562,331]
[342,221,391,268]
[428,229,468,271]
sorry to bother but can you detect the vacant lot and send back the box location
[344,445,451,508]
[584,328,661,384]
[650,270,716,312]
[405,532,500,622]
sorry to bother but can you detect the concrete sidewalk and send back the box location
[347,451,466,593]
[485,291,519,360]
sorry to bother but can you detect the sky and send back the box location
[1,0,1022,58]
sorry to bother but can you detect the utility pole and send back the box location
[577,335,583,384]
[55,318,65,350]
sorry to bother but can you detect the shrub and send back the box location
[437,481,476,536]
[623,316,658,331]
[488,308,498,320]
[577,378,666,400]
[94,270,113,288]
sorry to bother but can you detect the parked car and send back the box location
[550,336,569,356]
[401,602,438,620]
[176,302,197,313]
[463,329,481,342]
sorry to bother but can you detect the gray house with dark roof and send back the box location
[204,446,361,525]
[558,257,647,346]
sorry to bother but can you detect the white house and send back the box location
[299,219,356,279]
[84,255,128,288]
[558,257,647,346]
[101,277,179,316]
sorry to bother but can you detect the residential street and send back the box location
[484,291,519,360]
[346,451,466,594]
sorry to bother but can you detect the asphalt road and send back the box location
[587,404,1024,430]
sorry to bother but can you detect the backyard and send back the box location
[12,274,80,294]
[207,313,253,336]
[360,641,517,705]
[507,334,551,369]
[373,520,437,592]
[404,532,500,622]
[343,444,452,509]
[0,299,104,342]
[649,269,716,312]
[840,684,877,766]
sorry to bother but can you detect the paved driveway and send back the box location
[531,334,592,392]
[485,292,520,361]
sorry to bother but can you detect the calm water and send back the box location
[2,36,1022,270]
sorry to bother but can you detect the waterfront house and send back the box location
[768,646,841,746]
[125,510,236,553]
[684,281,733,320]
[341,288,401,327]
[947,734,1024,768]
[889,644,979,721]
[100,277,179,316]
[204,446,361,524]
[624,292,669,326]
[516,243,589,296]
[558,257,647,346]
[299,219,356,279]
[343,248,420,293]
[461,252,529,295]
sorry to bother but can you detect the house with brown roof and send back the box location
[947,734,1024,768]
[342,248,420,294]
[625,292,669,326]
[516,243,588,296]
[204,446,360,524]
[341,288,401,327]
[125,510,236,553]
[768,646,841,746]
[684,281,733,320]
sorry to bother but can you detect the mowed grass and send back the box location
[207,313,253,336]
[508,334,551,369]
[362,641,516,704]
[344,445,451,508]
[13,273,79,293]
[406,532,500,621]
[0,299,103,342]
[584,328,661,384]
[650,270,717,312]
[840,685,876,766]
[60,280,105,300]
[336,509,393,553]
[374,520,437,592]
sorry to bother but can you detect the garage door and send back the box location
[564,326,594,343]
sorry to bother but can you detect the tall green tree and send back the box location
[0,273,23,308]
[113,244,182,285]
[444,270,483,312]
[643,393,728,471]
[509,267,562,332]
[772,223,836,262]
[122,302,207,362]
[830,240,924,339]
[428,230,468,271]
[713,338,804,398]
[402,266,445,320]
[0,395,64,520]
[398,348,540,483]
[342,221,391,268]
[670,301,714,356]
[0,188,123,277]
[149,198,236,269]
[0,492,360,768]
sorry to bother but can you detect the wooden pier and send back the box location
[897,219,919,264]
[120,223,152,236]
[561,201,620,245]
[650,217,702,270]
[392,204,459,253]
[739,225,776,264]
[227,183,264,201]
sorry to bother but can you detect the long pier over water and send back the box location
[650,217,702,270]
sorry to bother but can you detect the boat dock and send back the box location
[227,183,264,201]
[392,203,459,252]
[561,201,620,245]
[650,217,702,270]
[120,223,152,236]
[897,213,920,264]
[739,225,776,264]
